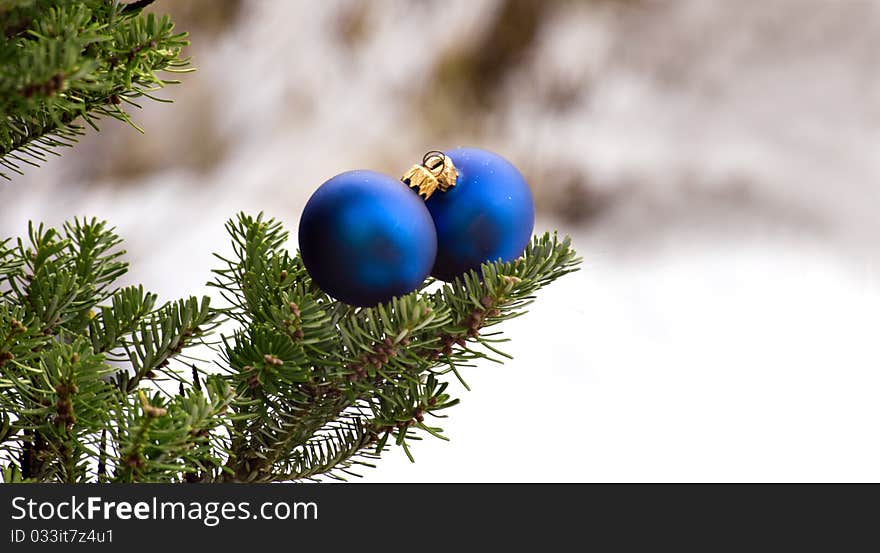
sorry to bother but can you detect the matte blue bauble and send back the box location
[298,170,437,307]
[425,148,535,281]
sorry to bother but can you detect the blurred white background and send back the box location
[2,0,880,482]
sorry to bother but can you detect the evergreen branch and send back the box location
[278,420,380,482]
[87,284,157,354]
[1,210,580,482]
[0,238,22,298]
[120,296,217,393]
[212,213,580,481]
[1,337,116,481]
[0,218,220,482]
[0,2,582,483]
[4,219,127,337]
[10,222,82,334]
[0,0,191,178]
[111,379,233,483]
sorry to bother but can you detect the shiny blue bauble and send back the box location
[425,148,535,281]
[298,170,437,307]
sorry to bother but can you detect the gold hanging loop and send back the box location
[402,150,458,200]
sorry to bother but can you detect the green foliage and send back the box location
[210,213,580,481]
[0,1,583,485]
[0,0,190,178]
[0,214,580,482]
[0,218,219,482]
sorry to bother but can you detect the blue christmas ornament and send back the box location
[404,148,534,282]
[298,170,437,307]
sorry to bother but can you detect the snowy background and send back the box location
[2,0,880,482]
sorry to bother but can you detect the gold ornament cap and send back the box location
[402,150,458,200]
